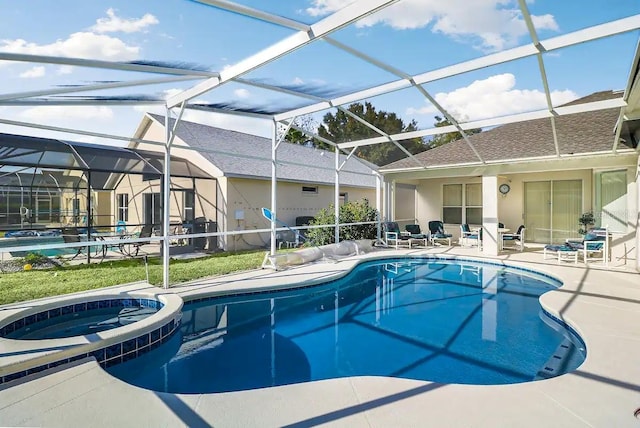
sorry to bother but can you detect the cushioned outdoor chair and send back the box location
[502,225,526,252]
[459,224,481,249]
[428,221,452,246]
[61,227,83,260]
[544,227,609,265]
[126,225,154,257]
[382,221,413,249]
[405,224,429,247]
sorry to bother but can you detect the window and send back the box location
[143,193,162,226]
[184,191,195,222]
[339,192,348,205]
[117,193,129,222]
[596,170,627,233]
[442,183,482,224]
[72,198,80,222]
[302,186,318,195]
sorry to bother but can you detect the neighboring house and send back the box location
[124,113,378,251]
[380,90,639,266]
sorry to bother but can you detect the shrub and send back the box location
[306,199,378,246]
[23,252,49,265]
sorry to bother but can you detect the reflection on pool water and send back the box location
[107,258,585,393]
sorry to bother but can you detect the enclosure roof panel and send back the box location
[0,132,212,182]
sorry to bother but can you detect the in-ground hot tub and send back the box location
[0,292,183,385]
[1,298,162,340]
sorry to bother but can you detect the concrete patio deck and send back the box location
[0,245,638,427]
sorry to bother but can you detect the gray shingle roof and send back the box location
[147,114,377,188]
[383,91,630,170]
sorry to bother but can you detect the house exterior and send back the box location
[380,90,640,268]
[122,113,378,251]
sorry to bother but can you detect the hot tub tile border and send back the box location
[0,317,180,385]
[0,298,164,338]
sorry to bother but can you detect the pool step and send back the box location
[534,339,576,380]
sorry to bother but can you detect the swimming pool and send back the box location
[107,258,585,393]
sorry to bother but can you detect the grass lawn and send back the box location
[0,250,267,306]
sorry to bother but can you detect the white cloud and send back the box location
[0,31,140,61]
[234,88,250,99]
[305,0,558,51]
[57,65,74,75]
[19,66,45,78]
[406,73,578,121]
[19,106,114,121]
[183,110,272,137]
[91,8,159,34]
[292,77,304,85]
[306,0,357,16]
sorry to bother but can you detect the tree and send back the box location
[315,102,427,166]
[429,115,482,149]
[284,115,333,151]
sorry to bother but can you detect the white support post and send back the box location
[335,148,340,244]
[383,179,392,222]
[162,109,173,289]
[376,174,382,243]
[482,176,499,256]
[390,180,396,222]
[636,158,640,272]
[270,120,278,257]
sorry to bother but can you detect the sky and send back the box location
[0,0,638,144]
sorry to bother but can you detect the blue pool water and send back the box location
[107,258,585,393]
[5,305,159,340]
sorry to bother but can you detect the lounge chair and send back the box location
[126,225,154,257]
[382,221,413,249]
[405,224,429,247]
[543,227,609,265]
[502,225,526,251]
[428,221,452,246]
[61,227,83,260]
[459,224,481,249]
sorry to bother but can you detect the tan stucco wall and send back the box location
[134,119,224,179]
[112,174,217,235]
[128,116,377,252]
[94,191,112,227]
[393,183,416,228]
[223,177,375,251]
[416,170,593,237]
[412,167,637,265]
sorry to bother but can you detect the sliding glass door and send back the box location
[524,180,582,244]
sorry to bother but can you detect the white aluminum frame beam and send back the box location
[166,0,398,108]
[337,106,426,168]
[275,15,640,121]
[0,118,166,146]
[0,75,205,101]
[518,0,561,157]
[194,0,310,32]
[0,99,165,106]
[0,52,219,77]
[336,97,627,149]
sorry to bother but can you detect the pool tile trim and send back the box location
[0,298,164,339]
[0,318,180,385]
[0,293,182,386]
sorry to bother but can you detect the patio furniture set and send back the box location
[383,221,525,251]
